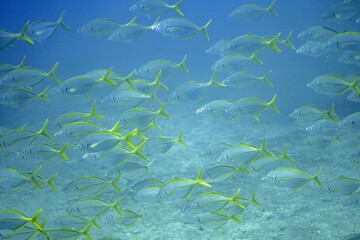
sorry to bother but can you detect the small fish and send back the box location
[228,0,278,21]
[339,51,360,65]
[206,39,232,56]
[129,0,184,17]
[203,165,249,183]
[196,100,235,116]
[185,211,241,229]
[298,134,342,149]
[157,167,212,200]
[196,142,233,161]
[264,166,323,190]
[211,53,262,73]
[66,197,122,217]
[142,130,187,155]
[289,105,339,126]
[0,62,60,88]
[52,215,97,231]
[307,73,360,96]
[105,160,152,178]
[63,175,122,195]
[130,178,164,192]
[100,86,151,106]
[227,33,281,54]
[297,26,338,41]
[0,87,49,108]
[0,21,34,50]
[13,142,69,161]
[27,11,71,42]
[134,185,162,203]
[321,2,360,22]
[151,18,212,41]
[326,175,360,196]
[0,208,44,232]
[222,70,273,88]
[305,119,340,136]
[166,70,224,103]
[0,56,27,78]
[77,18,129,38]
[225,95,279,121]
[135,55,189,79]
[338,112,360,130]
[296,41,333,57]
[82,148,132,167]
[104,209,143,227]
[323,31,360,51]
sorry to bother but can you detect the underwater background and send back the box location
[0,0,359,239]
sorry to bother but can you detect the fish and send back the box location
[305,119,341,136]
[66,197,122,217]
[222,70,273,88]
[264,166,323,190]
[211,52,262,73]
[228,0,278,21]
[217,138,275,166]
[82,148,133,167]
[185,211,241,229]
[77,17,131,38]
[141,130,187,155]
[166,70,225,103]
[135,55,189,79]
[321,2,360,22]
[0,56,27,78]
[296,41,333,58]
[108,17,159,43]
[227,33,281,54]
[63,175,122,195]
[195,100,235,116]
[104,209,143,227]
[323,31,360,51]
[12,142,69,162]
[225,95,279,121]
[105,160,153,178]
[289,104,340,126]
[52,215,97,231]
[338,112,360,130]
[206,39,232,56]
[100,84,152,106]
[0,166,57,191]
[196,142,233,161]
[150,18,212,41]
[0,208,44,232]
[326,175,360,196]
[0,87,49,108]
[84,68,135,88]
[297,26,339,41]
[0,62,61,88]
[339,51,360,65]
[298,134,342,149]
[344,192,360,206]
[157,167,212,200]
[129,0,184,17]
[307,73,360,96]
[27,11,71,42]
[0,21,34,50]
[203,165,249,183]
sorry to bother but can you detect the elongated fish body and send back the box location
[151,18,212,41]
[116,108,157,129]
[298,26,338,41]
[339,51,360,65]
[77,18,123,38]
[196,142,232,161]
[27,11,71,42]
[326,175,360,196]
[305,119,340,136]
[142,136,178,155]
[203,165,238,183]
[135,55,189,79]
[185,212,239,229]
[63,175,121,195]
[289,105,339,126]
[298,134,336,149]
[196,100,234,116]
[217,144,261,165]
[339,112,360,130]
[134,185,162,203]
[323,32,360,51]
[0,87,48,108]
[82,148,131,167]
[129,0,184,17]
[109,24,149,43]
[166,81,210,103]
[101,87,150,106]
[228,0,278,21]
[53,121,101,142]
[104,209,143,227]
[296,41,332,57]
[73,134,122,152]
[222,70,273,88]
[307,74,358,96]
[66,198,121,217]
[0,21,34,50]
[321,2,360,22]
[53,76,100,97]
[0,57,26,78]
[212,53,262,73]
[105,161,150,177]
[206,39,232,56]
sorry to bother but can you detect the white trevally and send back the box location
[0,21,34,50]
[211,53,262,73]
[129,0,184,17]
[228,0,278,21]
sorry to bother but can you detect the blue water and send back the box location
[0,0,359,239]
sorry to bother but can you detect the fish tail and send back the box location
[279,146,296,162]
[45,173,58,191]
[250,191,260,206]
[312,165,324,188]
[269,32,281,53]
[175,130,187,146]
[268,0,278,16]
[59,144,70,160]
[31,209,45,232]
[123,69,136,89]
[178,55,190,73]
[351,79,360,95]
[48,62,62,84]
[250,51,263,64]
[57,11,71,31]
[132,140,148,161]
[111,175,123,193]
[267,95,279,113]
[38,87,50,102]
[37,119,54,141]
[283,31,296,50]
[201,19,212,41]
[157,103,172,119]
[261,70,273,87]
[19,56,27,68]
[172,0,184,16]
[209,69,226,87]
[102,67,117,86]
[153,70,169,90]
[89,101,105,119]
[260,137,275,157]
[19,21,34,45]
